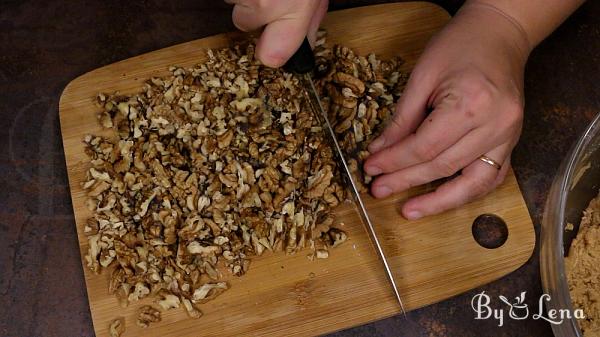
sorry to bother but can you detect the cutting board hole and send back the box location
[472,214,508,249]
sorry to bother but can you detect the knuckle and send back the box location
[414,140,439,162]
[504,99,524,126]
[391,111,410,134]
[433,158,459,177]
[414,139,441,162]
[470,176,494,197]
[255,0,269,9]
[464,83,494,110]
[384,149,405,172]
[232,9,249,31]
[474,85,494,105]
[391,174,415,192]
[386,180,407,194]
[454,74,496,112]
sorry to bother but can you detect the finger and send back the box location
[231,3,288,32]
[307,0,328,43]
[255,15,311,67]
[231,5,263,32]
[364,103,477,176]
[367,66,437,153]
[231,0,311,32]
[400,146,511,220]
[368,127,510,198]
[433,126,512,174]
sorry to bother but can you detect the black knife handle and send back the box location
[283,37,315,74]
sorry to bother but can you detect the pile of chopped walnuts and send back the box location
[82,32,407,333]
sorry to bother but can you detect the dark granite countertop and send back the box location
[1,1,599,336]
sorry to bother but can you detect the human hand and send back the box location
[226,0,328,67]
[364,3,532,220]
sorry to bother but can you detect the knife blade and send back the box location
[285,38,406,315]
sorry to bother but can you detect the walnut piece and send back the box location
[182,298,203,319]
[137,306,161,328]
[108,317,125,337]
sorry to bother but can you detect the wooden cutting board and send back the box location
[59,2,535,336]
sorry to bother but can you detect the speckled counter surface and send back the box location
[1,1,599,336]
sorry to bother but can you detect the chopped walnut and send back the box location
[316,249,329,259]
[83,30,406,327]
[108,317,125,337]
[156,291,181,311]
[306,166,334,198]
[137,305,161,328]
[182,298,203,319]
[327,228,348,248]
[192,282,228,303]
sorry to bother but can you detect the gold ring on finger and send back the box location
[478,155,502,170]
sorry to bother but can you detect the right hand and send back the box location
[226,0,328,67]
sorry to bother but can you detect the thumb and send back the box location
[368,69,436,153]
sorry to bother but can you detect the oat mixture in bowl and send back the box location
[567,192,600,335]
[541,112,600,337]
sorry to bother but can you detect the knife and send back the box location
[284,38,406,315]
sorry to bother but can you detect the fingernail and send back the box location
[405,210,423,220]
[369,136,385,152]
[373,185,392,198]
[365,165,382,176]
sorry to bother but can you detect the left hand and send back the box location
[363,3,531,220]
[226,0,328,67]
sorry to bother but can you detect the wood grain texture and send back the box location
[59,3,535,336]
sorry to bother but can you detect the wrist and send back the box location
[457,2,532,63]
[466,0,585,50]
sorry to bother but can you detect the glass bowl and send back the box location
[541,112,600,337]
